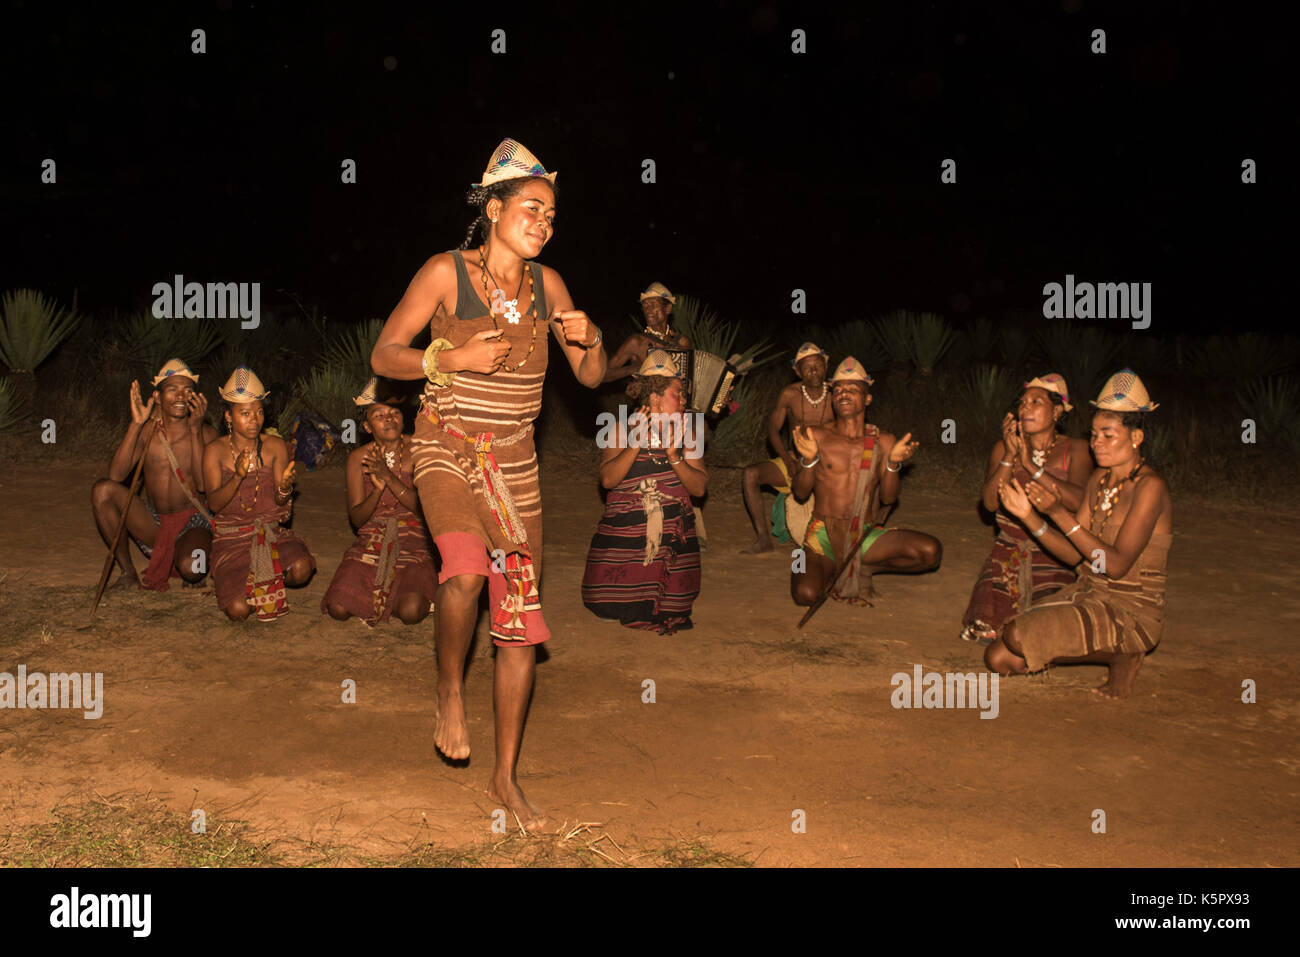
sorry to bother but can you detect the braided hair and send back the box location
[459,176,560,250]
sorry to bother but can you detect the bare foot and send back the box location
[105,572,140,592]
[739,539,773,554]
[488,775,545,832]
[433,691,470,760]
[1092,653,1144,699]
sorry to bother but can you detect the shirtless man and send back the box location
[602,282,691,384]
[789,357,942,607]
[90,359,218,590]
[740,342,834,553]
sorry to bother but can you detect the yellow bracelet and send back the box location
[422,338,456,387]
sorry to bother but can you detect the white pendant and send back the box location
[1032,449,1046,468]
[384,450,397,469]
[504,299,521,324]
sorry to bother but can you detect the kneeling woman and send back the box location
[984,370,1173,698]
[582,352,707,634]
[203,367,316,621]
[322,378,435,625]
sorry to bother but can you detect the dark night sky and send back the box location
[2,1,1290,337]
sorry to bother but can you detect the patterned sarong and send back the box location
[582,450,701,635]
[321,450,436,624]
[962,448,1078,633]
[210,463,314,620]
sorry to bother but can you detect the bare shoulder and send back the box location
[1136,467,1170,498]
[201,423,220,444]
[261,433,289,457]
[875,427,897,445]
[347,444,370,467]
[203,434,229,463]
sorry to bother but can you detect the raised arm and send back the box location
[602,335,643,384]
[108,381,154,482]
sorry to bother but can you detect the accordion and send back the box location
[668,350,739,415]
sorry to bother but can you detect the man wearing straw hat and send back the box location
[789,357,942,606]
[602,282,692,384]
[91,358,218,591]
[987,369,1172,698]
[202,366,315,621]
[739,341,834,554]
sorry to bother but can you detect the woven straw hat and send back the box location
[639,282,676,305]
[218,366,270,402]
[151,358,198,387]
[1091,368,1159,412]
[1023,373,1073,412]
[637,350,680,378]
[473,138,557,188]
[830,356,875,386]
[792,342,829,369]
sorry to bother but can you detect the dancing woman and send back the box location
[984,370,1173,698]
[371,139,605,828]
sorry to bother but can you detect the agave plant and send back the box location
[871,311,915,368]
[1036,322,1120,405]
[823,318,890,376]
[0,288,81,372]
[278,364,362,434]
[1236,376,1300,453]
[672,294,737,357]
[961,363,1019,427]
[0,289,81,412]
[1186,334,1299,380]
[323,318,385,381]
[907,312,957,376]
[0,377,24,432]
[998,324,1034,376]
[109,309,224,378]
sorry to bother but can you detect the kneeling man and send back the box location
[789,357,942,606]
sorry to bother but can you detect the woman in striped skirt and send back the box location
[582,351,707,635]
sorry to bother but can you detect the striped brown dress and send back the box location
[1010,522,1172,673]
[410,250,551,639]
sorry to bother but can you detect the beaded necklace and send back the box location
[801,381,827,407]
[478,246,541,372]
[1090,460,1144,536]
[645,324,677,345]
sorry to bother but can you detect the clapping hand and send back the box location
[791,425,820,463]
[130,381,156,425]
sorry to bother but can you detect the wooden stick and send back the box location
[89,443,149,619]
[796,504,896,630]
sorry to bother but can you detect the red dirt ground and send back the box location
[1,460,1296,865]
